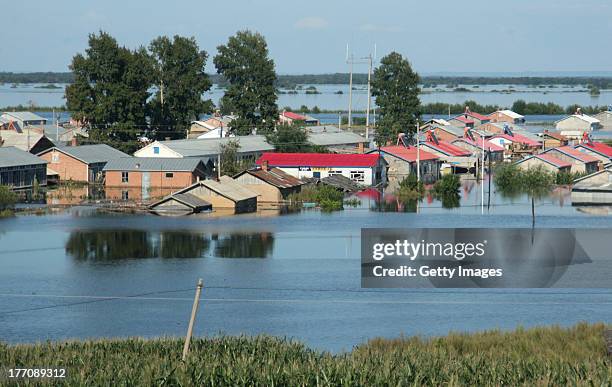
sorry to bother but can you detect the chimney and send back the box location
[70,137,77,146]
[262,160,269,171]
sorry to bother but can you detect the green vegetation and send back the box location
[219,139,250,176]
[0,323,608,385]
[432,174,461,209]
[494,164,554,226]
[34,83,62,89]
[288,184,345,212]
[266,124,310,153]
[214,30,278,135]
[556,171,586,185]
[0,185,17,217]
[371,52,420,146]
[396,173,424,200]
[148,35,214,139]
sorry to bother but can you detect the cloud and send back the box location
[294,17,329,30]
[360,23,403,33]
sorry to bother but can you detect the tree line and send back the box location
[66,30,277,152]
[4,71,612,89]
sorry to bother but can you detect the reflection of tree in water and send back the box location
[66,230,209,260]
[159,232,209,258]
[372,198,417,213]
[438,193,461,209]
[213,233,275,258]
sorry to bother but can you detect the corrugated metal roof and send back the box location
[256,152,380,167]
[0,129,49,151]
[157,135,274,157]
[377,146,440,162]
[1,111,47,123]
[545,146,599,163]
[48,144,129,164]
[497,110,524,119]
[307,132,366,146]
[149,192,212,211]
[103,157,203,172]
[556,114,600,125]
[177,177,257,202]
[0,146,47,168]
[238,167,304,188]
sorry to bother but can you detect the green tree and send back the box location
[219,140,251,176]
[148,35,213,139]
[65,31,153,153]
[214,31,278,135]
[266,124,311,153]
[371,52,420,146]
[0,185,17,215]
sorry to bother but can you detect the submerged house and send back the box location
[0,146,47,189]
[370,145,440,186]
[37,144,129,183]
[515,154,571,174]
[450,137,504,162]
[594,110,612,130]
[158,176,258,214]
[149,193,212,215]
[255,152,386,186]
[0,112,47,132]
[233,166,304,203]
[540,130,568,149]
[555,114,601,137]
[539,146,600,174]
[488,133,541,158]
[103,157,207,201]
[0,130,55,154]
[571,168,612,205]
[429,124,464,142]
[448,111,490,128]
[574,141,612,165]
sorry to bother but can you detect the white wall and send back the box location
[134,142,181,158]
[277,166,376,186]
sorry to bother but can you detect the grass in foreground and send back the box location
[0,323,609,386]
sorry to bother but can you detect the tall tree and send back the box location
[214,31,278,136]
[66,32,152,152]
[149,35,213,139]
[371,52,420,146]
[266,124,310,153]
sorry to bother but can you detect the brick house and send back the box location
[103,158,207,201]
[37,144,129,183]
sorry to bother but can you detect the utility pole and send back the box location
[54,108,59,143]
[416,119,420,183]
[182,278,203,361]
[338,113,342,129]
[365,54,372,140]
[481,134,485,213]
[348,54,353,129]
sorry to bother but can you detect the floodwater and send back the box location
[1,180,611,352]
[1,83,610,112]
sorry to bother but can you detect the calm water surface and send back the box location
[1,182,611,352]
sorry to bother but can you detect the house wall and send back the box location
[0,164,47,189]
[233,174,283,202]
[134,142,180,158]
[488,112,518,124]
[542,138,563,149]
[382,155,438,190]
[39,149,89,182]
[105,187,174,202]
[595,112,612,129]
[274,165,379,186]
[183,185,237,209]
[432,127,459,142]
[556,117,597,132]
[517,158,569,173]
[448,118,473,128]
[545,150,599,174]
[105,170,200,188]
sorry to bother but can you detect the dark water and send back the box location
[1,185,611,352]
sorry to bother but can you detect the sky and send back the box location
[2,0,612,75]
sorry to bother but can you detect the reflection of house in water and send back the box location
[65,230,210,260]
[46,184,105,205]
[572,168,612,205]
[212,233,275,258]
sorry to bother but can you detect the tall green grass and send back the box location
[0,323,609,385]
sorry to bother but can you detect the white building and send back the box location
[555,114,601,138]
[255,152,386,186]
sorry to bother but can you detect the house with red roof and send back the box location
[450,137,505,162]
[515,154,572,174]
[368,145,440,185]
[278,111,319,126]
[448,112,490,128]
[255,152,386,186]
[489,133,541,158]
[539,146,599,174]
[574,141,612,165]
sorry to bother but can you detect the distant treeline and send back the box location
[4,72,612,89]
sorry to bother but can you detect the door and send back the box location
[142,172,150,200]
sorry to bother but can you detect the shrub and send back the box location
[0,185,17,210]
[432,174,460,197]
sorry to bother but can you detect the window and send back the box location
[121,190,129,200]
[51,153,59,163]
[121,171,129,183]
[153,146,160,155]
[350,170,365,182]
[328,170,343,176]
[165,172,174,178]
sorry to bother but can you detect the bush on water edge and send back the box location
[0,323,609,385]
